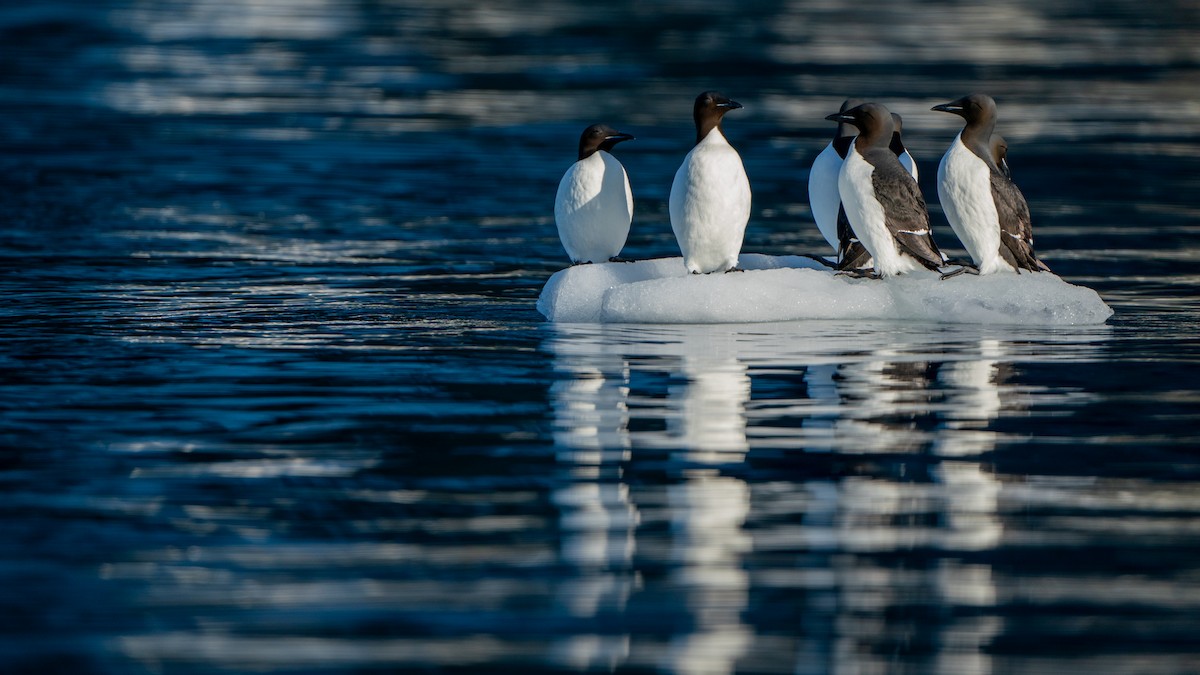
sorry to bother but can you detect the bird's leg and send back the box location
[799,253,838,269]
[608,256,634,263]
[835,268,879,280]
[571,260,594,266]
[724,266,745,273]
[939,264,979,280]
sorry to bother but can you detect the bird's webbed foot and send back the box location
[800,253,838,269]
[939,264,979,280]
[835,268,880,280]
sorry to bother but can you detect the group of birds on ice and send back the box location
[553,91,1050,279]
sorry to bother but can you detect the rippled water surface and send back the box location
[3,1,1200,673]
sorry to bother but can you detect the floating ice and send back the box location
[537,254,1113,325]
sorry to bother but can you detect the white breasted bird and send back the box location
[554,124,635,265]
[810,102,922,272]
[669,91,752,274]
[809,98,864,255]
[932,94,1048,274]
[825,102,945,278]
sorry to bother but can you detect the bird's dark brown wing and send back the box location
[836,205,873,271]
[869,156,943,271]
[991,173,1049,272]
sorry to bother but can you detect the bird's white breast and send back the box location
[669,131,751,274]
[807,141,843,253]
[554,151,633,264]
[937,134,1006,273]
[838,148,916,276]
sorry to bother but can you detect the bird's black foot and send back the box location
[939,264,979,280]
[835,268,880,280]
[942,258,976,268]
[571,260,594,266]
[800,253,838,269]
[724,266,745,274]
[608,256,634,263]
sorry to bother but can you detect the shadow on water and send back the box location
[2,0,1200,673]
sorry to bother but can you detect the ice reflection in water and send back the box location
[546,322,1104,674]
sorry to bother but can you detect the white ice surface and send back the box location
[537,254,1113,325]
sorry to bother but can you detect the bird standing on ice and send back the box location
[932,94,1048,274]
[825,102,945,278]
[670,91,751,274]
[810,103,921,271]
[554,124,635,265]
[809,98,863,256]
[836,111,924,271]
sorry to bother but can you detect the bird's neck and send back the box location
[959,123,999,172]
[854,128,889,153]
[833,132,855,159]
[695,117,725,146]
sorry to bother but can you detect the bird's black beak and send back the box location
[825,112,853,123]
[605,133,635,143]
[931,102,964,114]
[717,100,743,110]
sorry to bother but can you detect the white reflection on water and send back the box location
[548,332,638,670]
[666,330,752,460]
[664,473,752,675]
[546,321,1110,674]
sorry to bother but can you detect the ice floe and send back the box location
[537,254,1113,325]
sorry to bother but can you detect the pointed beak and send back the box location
[605,133,635,143]
[931,102,964,113]
[825,112,853,123]
[717,100,743,110]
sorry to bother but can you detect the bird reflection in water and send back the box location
[548,330,637,670]
[795,336,1011,674]
[663,329,753,674]
[547,324,1027,674]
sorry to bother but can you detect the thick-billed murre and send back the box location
[809,98,864,256]
[554,123,635,265]
[670,91,752,274]
[825,102,946,278]
[932,94,1048,274]
[810,103,921,272]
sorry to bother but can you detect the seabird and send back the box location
[554,123,635,265]
[669,91,751,274]
[932,94,1048,274]
[809,98,864,255]
[825,102,945,278]
[811,103,922,272]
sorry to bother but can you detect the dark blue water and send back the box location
[3,1,1200,673]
